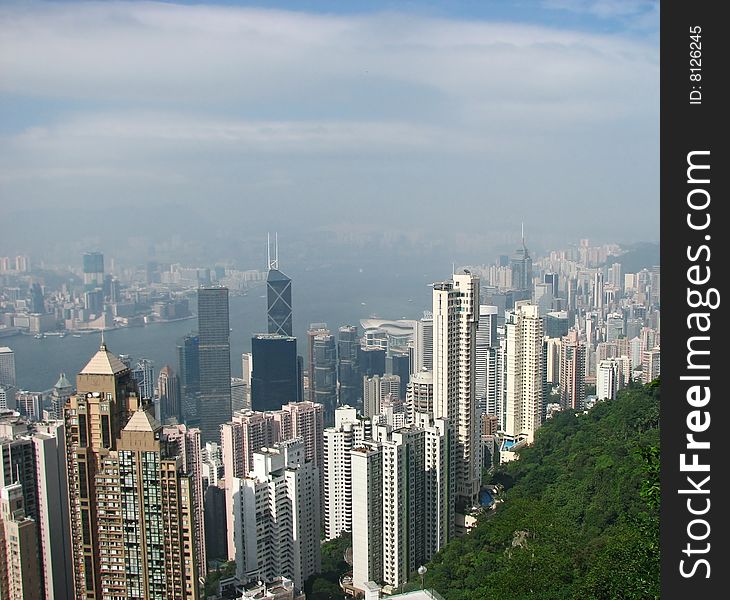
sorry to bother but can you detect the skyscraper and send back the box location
[198,287,232,442]
[266,234,293,337]
[251,334,299,412]
[0,348,15,388]
[0,482,41,600]
[230,438,321,591]
[177,334,200,422]
[131,357,155,400]
[312,332,337,424]
[432,272,480,509]
[505,302,544,443]
[82,252,104,291]
[63,343,201,599]
[510,226,533,294]
[412,313,433,374]
[31,421,74,600]
[560,329,586,410]
[158,365,182,424]
[306,323,329,402]
[337,325,360,407]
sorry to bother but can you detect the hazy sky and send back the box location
[0,0,659,261]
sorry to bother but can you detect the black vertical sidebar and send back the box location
[661,2,726,598]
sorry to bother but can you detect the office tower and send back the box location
[597,359,621,401]
[241,352,253,411]
[266,235,293,337]
[543,272,560,297]
[560,329,586,410]
[82,252,104,290]
[432,272,480,509]
[504,302,544,443]
[359,346,386,379]
[163,424,207,578]
[251,334,299,411]
[230,438,321,591]
[64,343,200,599]
[30,282,45,314]
[412,313,433,374]
[642,347,661,383]
[605,312,625,342]
[387,351,410,401]
[131,358,155,400]
[198,287,232,442]
[337,325,361,407]
[510,225,533,293]
[231,377,246,413]
[159,365,182,424]
[363,374,401,419]
[406,370,434,421]
[593,271,605,311]
[32,422,73,600]
[177,334,200,422]
[0,437,37,523]
[0,348,15,388]
[306,323,329,402]
[50,373,73,420]
[323,408,367,541]
[0,482,41,600]
[533,282,553,315]
[312,332,337,424]
[544,311,570,339]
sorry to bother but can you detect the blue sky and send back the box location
[0,1,659,257]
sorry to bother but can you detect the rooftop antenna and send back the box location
[100,328,105,350]
[267,232,271,270]
[275,232,279,269]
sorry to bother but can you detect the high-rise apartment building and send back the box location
[0,482,41,600]
[198,287,232,442]
[432,272,480,509]
[363,374,401,418]
[32,421,74,600]
[230,438,321,591]
[596,358,621,401]
[322,407,367,541]
[642,346,661,384]
[351,417,450,592]
[50,373,73,421]
[63,343,201,599]
[504,302,544,443]
[560,329,586,411]
[412,313,433,374]
[405,370,434,422]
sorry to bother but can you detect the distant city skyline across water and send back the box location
[9,262,436,391]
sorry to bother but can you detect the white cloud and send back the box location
[0,1,659,243]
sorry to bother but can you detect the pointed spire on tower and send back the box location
[100,328,106,351]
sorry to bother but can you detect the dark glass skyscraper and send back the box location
[197,287,232,442]
[266,235,293,337]
[177,333,200,423]
[82,251,104,291]
[251,334,299,412]
[510,226,533,294]
[337,325,360,407]
[312,332,337,424]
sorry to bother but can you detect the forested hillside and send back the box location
[424,380,660,600]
